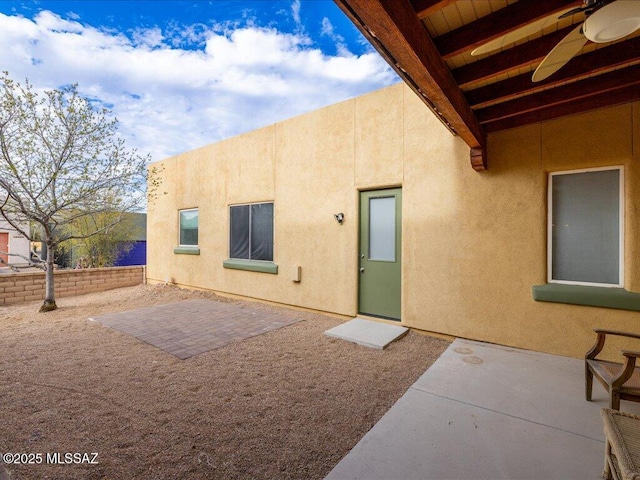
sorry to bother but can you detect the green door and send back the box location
[359,188,401,320]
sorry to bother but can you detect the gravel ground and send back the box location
[0,284,450,480]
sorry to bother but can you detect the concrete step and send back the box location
[324,317,408,349]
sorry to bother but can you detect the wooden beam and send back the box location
[466,36,640,107]
[411,0,457,19]
[470,147,486,171]
[452,25,575,87]
[483,84,640,133]
[334,0,487,169]
[434,0,582,59]
[477,64,640,125]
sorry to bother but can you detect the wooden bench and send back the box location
[586,329,640,410]
[601,408,640,480]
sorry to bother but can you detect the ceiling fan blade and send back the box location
[532,23,588,82]
[583,0,640,42]
[558,6,588,19]
[471,7,578,56]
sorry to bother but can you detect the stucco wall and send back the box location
[147,83,640,358]
[148,95,364,316]
[402,101,640,359]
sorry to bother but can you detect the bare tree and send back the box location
[0,72,160,312]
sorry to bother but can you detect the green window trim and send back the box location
[174,246,200,255]
[532,284,640,312]
[223,258,278,274]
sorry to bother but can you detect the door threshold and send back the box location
[357,313,402,325]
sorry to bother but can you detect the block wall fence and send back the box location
[0,266,144,306]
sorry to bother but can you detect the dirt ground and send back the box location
[0,284,450,480]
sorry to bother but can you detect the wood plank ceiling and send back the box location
[334,0,640,170]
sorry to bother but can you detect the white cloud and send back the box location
[320,17,349,56]
[291,0,302,27]
[0,10,397,162]
[131,26,165,48]
[321,16,336,38]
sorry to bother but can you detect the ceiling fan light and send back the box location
[586,17,640,41]
[584,1,640,43]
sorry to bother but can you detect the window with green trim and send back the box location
[548,167,623,287]
[179,208,198,247]
[229,202,273,261]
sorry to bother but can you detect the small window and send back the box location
[179,209,198,247]
[548,167,623,287]
[229,202,273,261]
[369,196,396,262]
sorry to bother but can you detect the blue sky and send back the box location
[0,1,398,160]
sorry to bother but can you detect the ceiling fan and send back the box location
[470,0,640,83]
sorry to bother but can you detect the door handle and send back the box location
[360,268,365,273]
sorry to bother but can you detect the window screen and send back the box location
[550,168,621,285]
[179,209,198,246]
[230,203,273,261]
[230,205,250,259]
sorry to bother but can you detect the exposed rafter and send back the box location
[483,84,640,132]
[477,64,640,125]
[452,25,575,87]
[334,0,487,170]
[466,36,640,108]
[335,0,640,169]
[433,0,582,58]
[411,0,457,19]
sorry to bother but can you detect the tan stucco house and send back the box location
[147,79,640,359]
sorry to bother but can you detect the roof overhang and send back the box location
[335,0,640,171]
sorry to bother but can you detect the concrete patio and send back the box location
[326,338,640,480]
